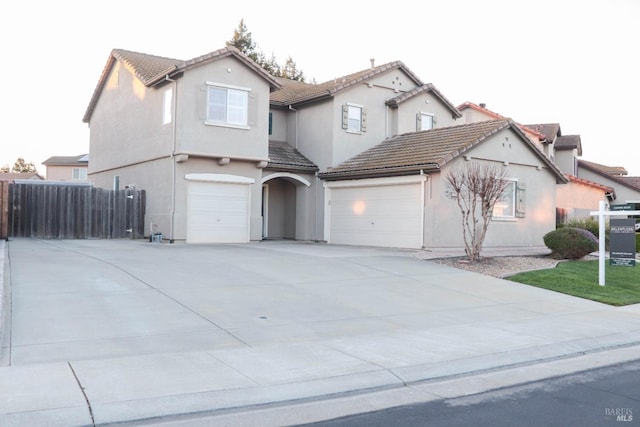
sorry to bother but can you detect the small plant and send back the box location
[544,227,599,259]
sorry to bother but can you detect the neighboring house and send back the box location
[42,154,89,181]
[556,175,615,221]
[83,46,567,250]
[0,172,44,182]
[577,160,640,210]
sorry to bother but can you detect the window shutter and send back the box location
[416,113,422,131]
[342,105,348,129]
[361,108,367,132]
[268,112,273,135]
[516,182,526,218]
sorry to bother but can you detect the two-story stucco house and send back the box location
[84,46,568,250]
[42,154,89,182]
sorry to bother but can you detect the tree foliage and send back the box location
[227,19,306,82]
[3,157,38,173]
[445,162,511,261]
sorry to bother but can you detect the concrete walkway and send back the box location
[1,239,639,426]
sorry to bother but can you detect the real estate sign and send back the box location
[609,218,636,267]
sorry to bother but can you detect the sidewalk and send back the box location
[1,239,639,426]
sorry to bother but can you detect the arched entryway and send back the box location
[261,173,311,240]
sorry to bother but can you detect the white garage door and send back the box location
[186,174,254,244]
[325,176,425,249]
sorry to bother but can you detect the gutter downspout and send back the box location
[166,74,177,243]
[288,105,298,149]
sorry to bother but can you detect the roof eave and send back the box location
[319,164,439,181]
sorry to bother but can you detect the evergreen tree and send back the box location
[227,20,306,82]
[11,157,37,173]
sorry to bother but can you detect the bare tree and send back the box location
[445,162,511,261]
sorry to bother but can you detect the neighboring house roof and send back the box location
[386,84,462,119]
[42,154,89,166]
[0,172,44,181]
[579,159,628,176]
[83,46,282,123]
[566,174,616,198]
[267,141,318,172]
[319,119,568,183]
[524,123,561,143]
[620,176,640,191]
[554,135,583,156]
[270,61,426,107]
[578,159,640,194]
[457,102,546,140]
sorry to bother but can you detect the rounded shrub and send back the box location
[543,227,599,260]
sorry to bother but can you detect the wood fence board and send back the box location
[3,183,145,239]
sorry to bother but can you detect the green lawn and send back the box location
[507,259,640,306]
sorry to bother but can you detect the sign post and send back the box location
[590,201,640,286]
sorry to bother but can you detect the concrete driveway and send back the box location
[1,238,640,426]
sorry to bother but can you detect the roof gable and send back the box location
[270,61,424,107]
[386,84,462,119]
[319,119,567,182]
[83,46,281,123]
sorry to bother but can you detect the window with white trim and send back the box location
[417,113,434,131]
[493,180,516,218]
[72,168,87,181]
[342,104,366,133]
[206,83,249,127]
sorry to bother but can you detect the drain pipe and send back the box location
[166,74,178,243]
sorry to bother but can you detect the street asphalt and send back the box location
[1,238,639,426]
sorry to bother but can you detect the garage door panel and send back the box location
[328,183,423,249]
[187,181,250,244]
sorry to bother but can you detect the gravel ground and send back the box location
[430,255,563,278]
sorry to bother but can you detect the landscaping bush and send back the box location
[560,216,609,250]
[544,227,599,259]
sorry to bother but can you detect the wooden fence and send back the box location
[1,182,145,240]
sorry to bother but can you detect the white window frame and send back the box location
[163,88,173,125]
[492,179,517,220]
[347,104,363,133]
[419,112,434,131]
[72,168,87,181]
[205,82,250,129]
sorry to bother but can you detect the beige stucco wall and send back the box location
[578,169,640,204]
[88,55,274,241]
[423,128,559,250]
[394,92,460,135]
[556,181,606,221]
[45,165,88,181]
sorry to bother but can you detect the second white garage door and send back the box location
[186,174,254,244]
[324,176,425,249]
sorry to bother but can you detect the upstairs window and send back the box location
[206,83,249,127]
[417,113,434,131]
[72,168,87,181]
[342,104,366,133]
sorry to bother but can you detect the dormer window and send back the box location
[417,113,434,131]
[206,82,249,128]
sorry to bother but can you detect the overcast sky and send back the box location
[2,0,639,175]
